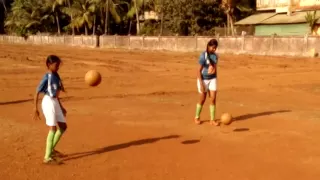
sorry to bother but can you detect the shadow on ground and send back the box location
[200,110,291,124]
[0,96,73,105]
[233,110,291,121]
[0,91,193,105]
[181,139,200,144]
[0,99,33,105]
[233,128,250,132]
[63,135,180,162]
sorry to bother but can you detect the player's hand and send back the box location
[33,108,41,121]
[62,107,67,117]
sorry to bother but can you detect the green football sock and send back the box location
[44,130,55,159]
[52,129,65,150]
[195,104,203,119]
[210,105,216,121]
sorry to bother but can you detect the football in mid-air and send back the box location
[85,70,101,87]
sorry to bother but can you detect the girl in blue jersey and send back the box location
[33,55,67,165]
[194,39,219,126]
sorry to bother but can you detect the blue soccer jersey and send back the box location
[37,73,63,97]
[198,51,218,80]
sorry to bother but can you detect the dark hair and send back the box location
[206,39,218,66]
[46,55,65,92]
[206,39,218,53]
[46,55,61,67]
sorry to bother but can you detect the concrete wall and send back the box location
[1,34,320,57]
[99,35,319,57]
[0,35,98,47]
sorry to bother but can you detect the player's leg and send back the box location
[52,122,67,157]
[195,79,208,124]
[52,100,67,157]
[209,90,219,126]
[41,96,61,164]
[44,126,57,162]
[208,79,219,126]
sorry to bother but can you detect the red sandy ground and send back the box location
[0,44,320,180]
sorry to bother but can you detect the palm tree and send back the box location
[66,0,75,35]
[100,0,144,35]
[46,0,65,35]
[64,0,97,35]
[99,0,122,35]
[222,0,255,36]
[57,0,76,35]
[305,11,318,34]
[125,0,143,34]
[5,0,52,35]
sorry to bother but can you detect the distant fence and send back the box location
[0,35,98,48]
[0,35,319,57]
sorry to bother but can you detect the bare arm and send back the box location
[34,92,40,110]
[57,98,64,110]
[34,74,47,111]
[33,92,41,120]
[215,55,218,80]
[198,65,204,80]
[57,92,66,116]
[198,65,206,93]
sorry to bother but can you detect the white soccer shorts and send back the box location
[41,95,66,126]
[197,78,217,93]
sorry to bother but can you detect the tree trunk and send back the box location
[227,13,230,35]
[230,11,234,36]
[128,20,132,35]
[85,24,88,35]
[104,0,109,35]
[225,1,234,36]
[160,0,164,35]
[93,15,96,35]
[134,0,140,34]
[67,0,75,35]
[55,13,61,35]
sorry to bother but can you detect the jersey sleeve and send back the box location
[198,52,206,66]
[37,74,48,93]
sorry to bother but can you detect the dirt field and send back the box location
[0,44,320,180]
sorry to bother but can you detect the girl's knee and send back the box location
[199,93,207,104]
[199,99,206,105]
[63,125,67,131]
[49,126,57,131]
[58,123,67,131]
[210,98,216,104]
[61,125,67,132]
